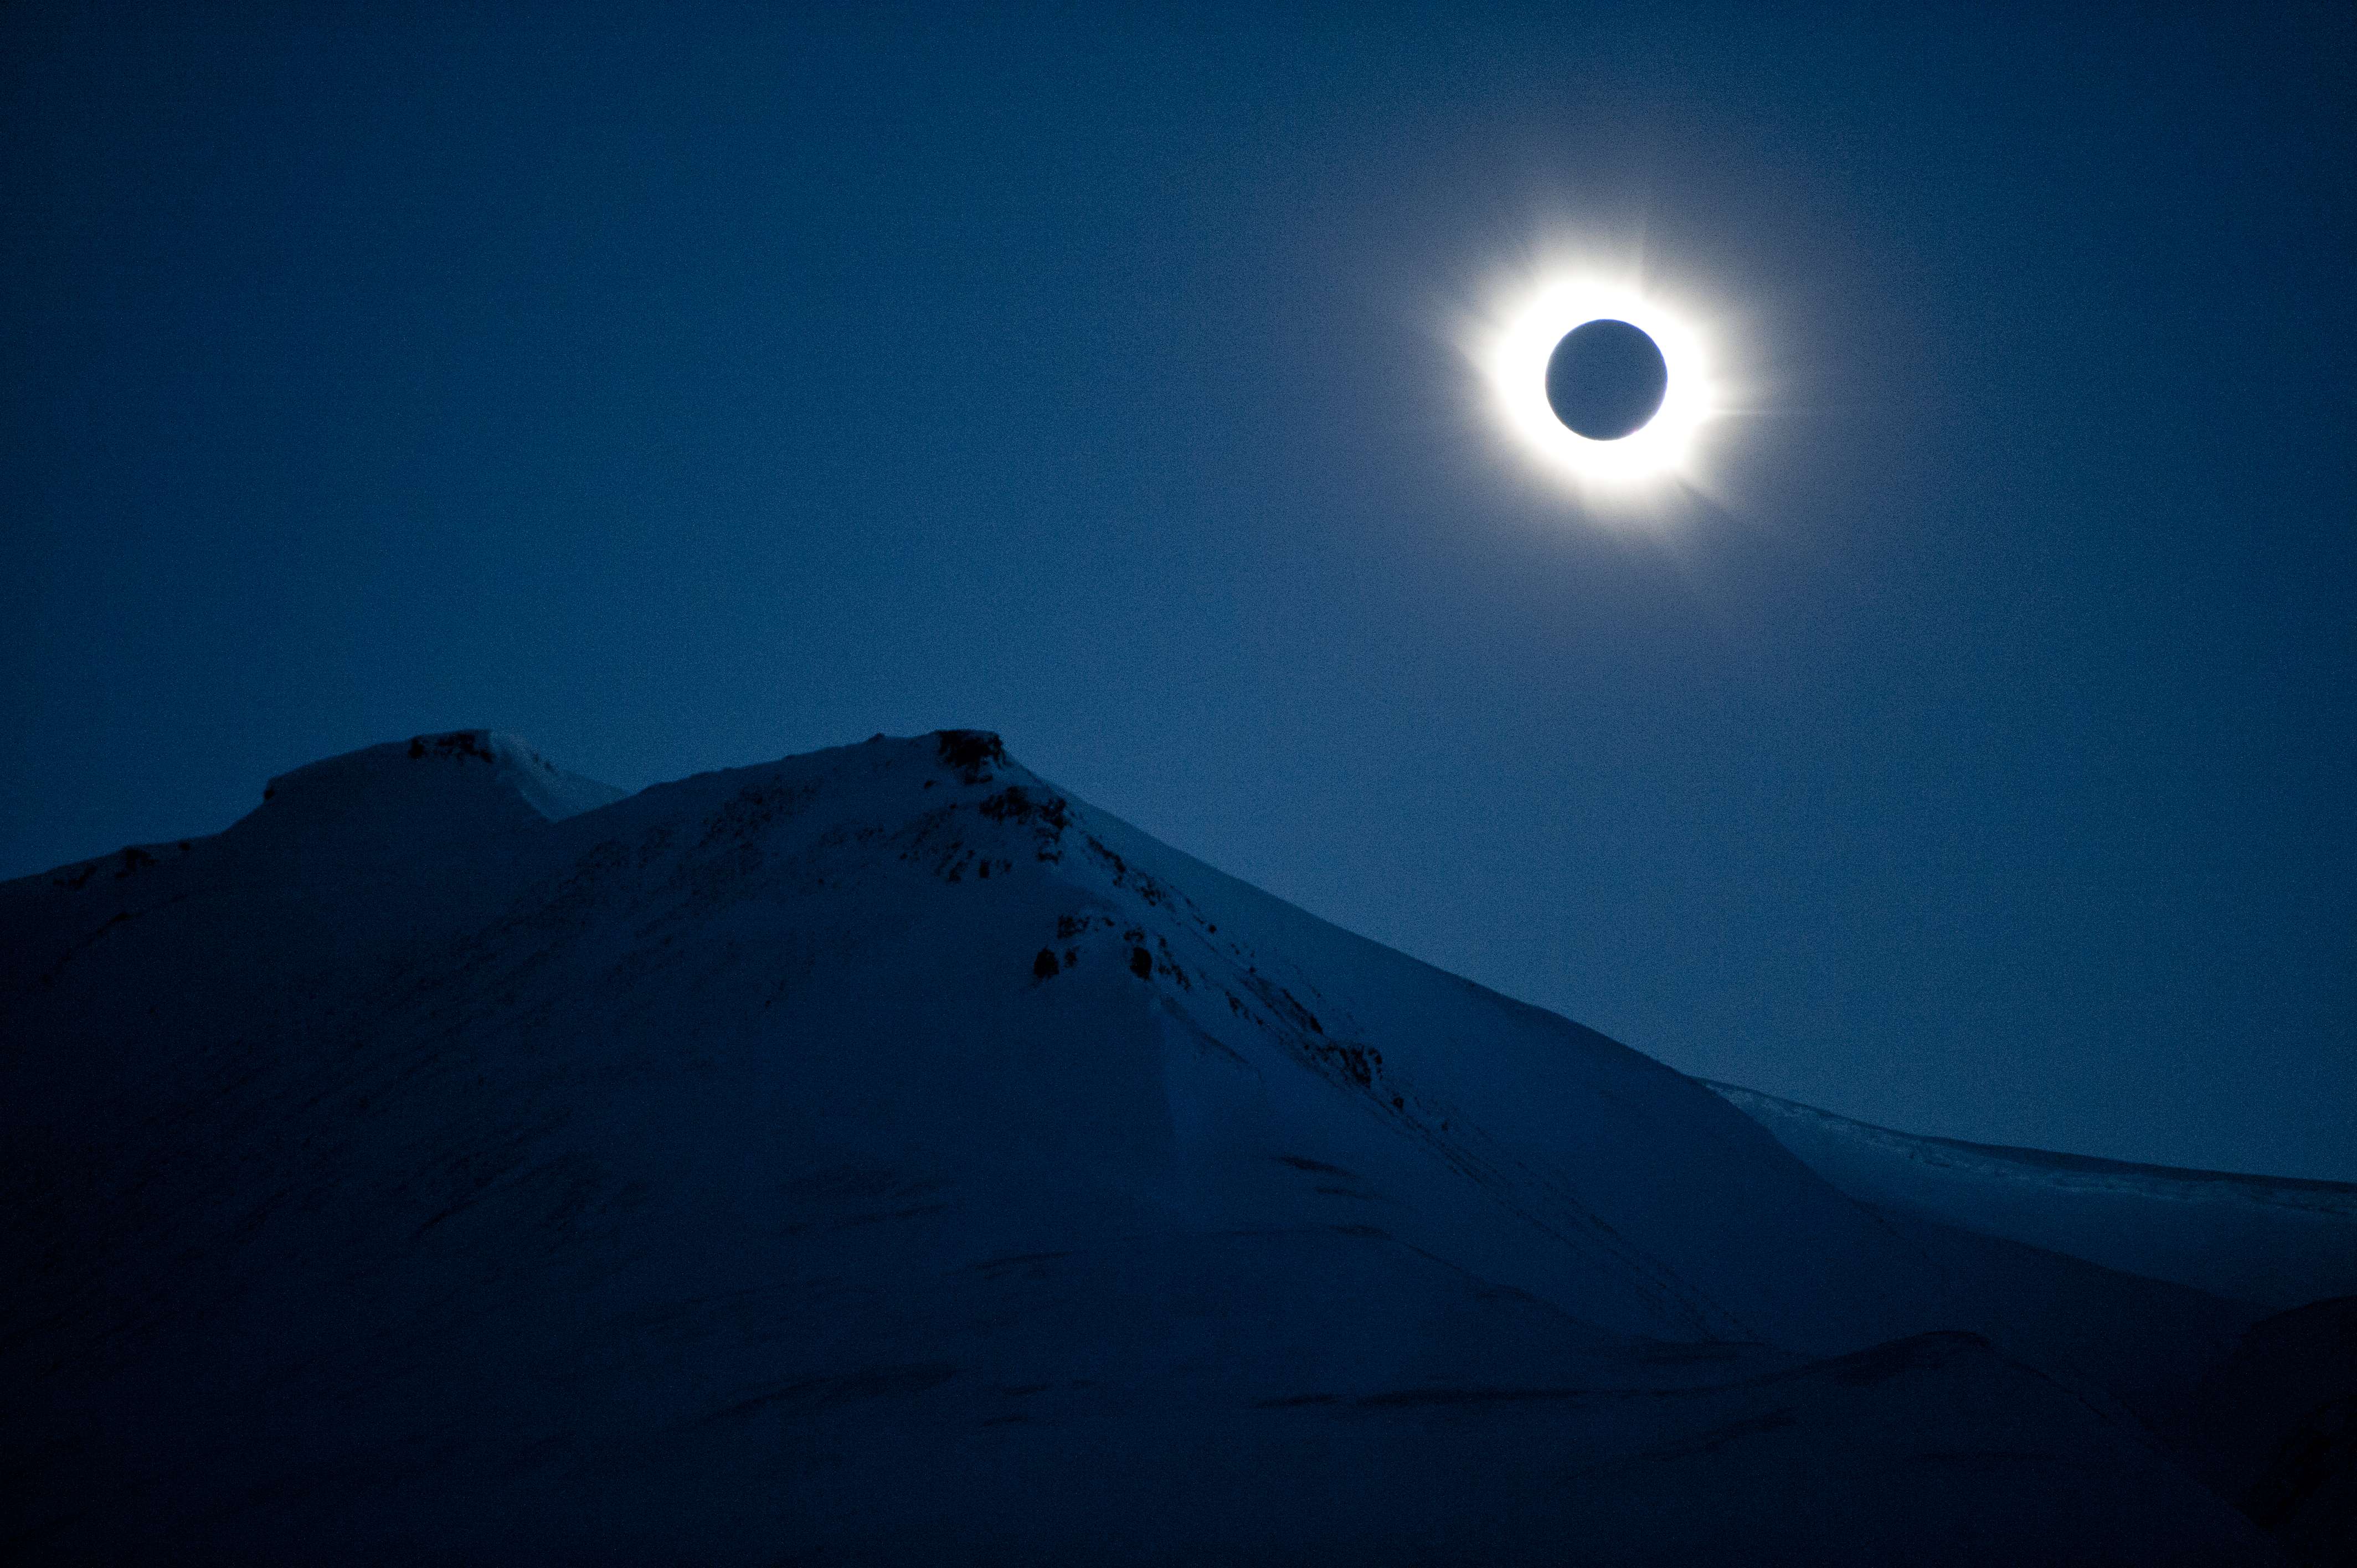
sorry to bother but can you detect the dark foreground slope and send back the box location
[2190,1296,2357,1567]
[0,731,2283,1564]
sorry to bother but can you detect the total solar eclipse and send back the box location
[1476,275,1713,494]
[1544,319,1668,440]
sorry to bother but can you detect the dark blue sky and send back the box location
[7,3,2352,1177]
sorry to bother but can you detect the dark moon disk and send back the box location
[1544,319,1669,440]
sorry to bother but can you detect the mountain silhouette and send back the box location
[3,730,2322,1564]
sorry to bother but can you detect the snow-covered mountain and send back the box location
[1,730,2324,1564]
[1705,1081,2357,1311]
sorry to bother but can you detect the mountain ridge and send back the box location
[1706,1079,2357,1309]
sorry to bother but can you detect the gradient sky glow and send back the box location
[6,3,2353,1178]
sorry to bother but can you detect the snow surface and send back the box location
[1706,1080,2357,1310]
[0,730,2299,1563]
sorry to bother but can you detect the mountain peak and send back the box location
[930,727,1008,783]
[260,729,622,820]
[221,729,627,874]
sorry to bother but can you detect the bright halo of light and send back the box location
[1485,276,1715,491]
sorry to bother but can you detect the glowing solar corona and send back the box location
[1483,276,1716,498]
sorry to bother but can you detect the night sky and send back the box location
[7,4,2352,1179]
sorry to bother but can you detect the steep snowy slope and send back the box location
[1706,1081,2357,1310]
[1,731,2280,1564]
